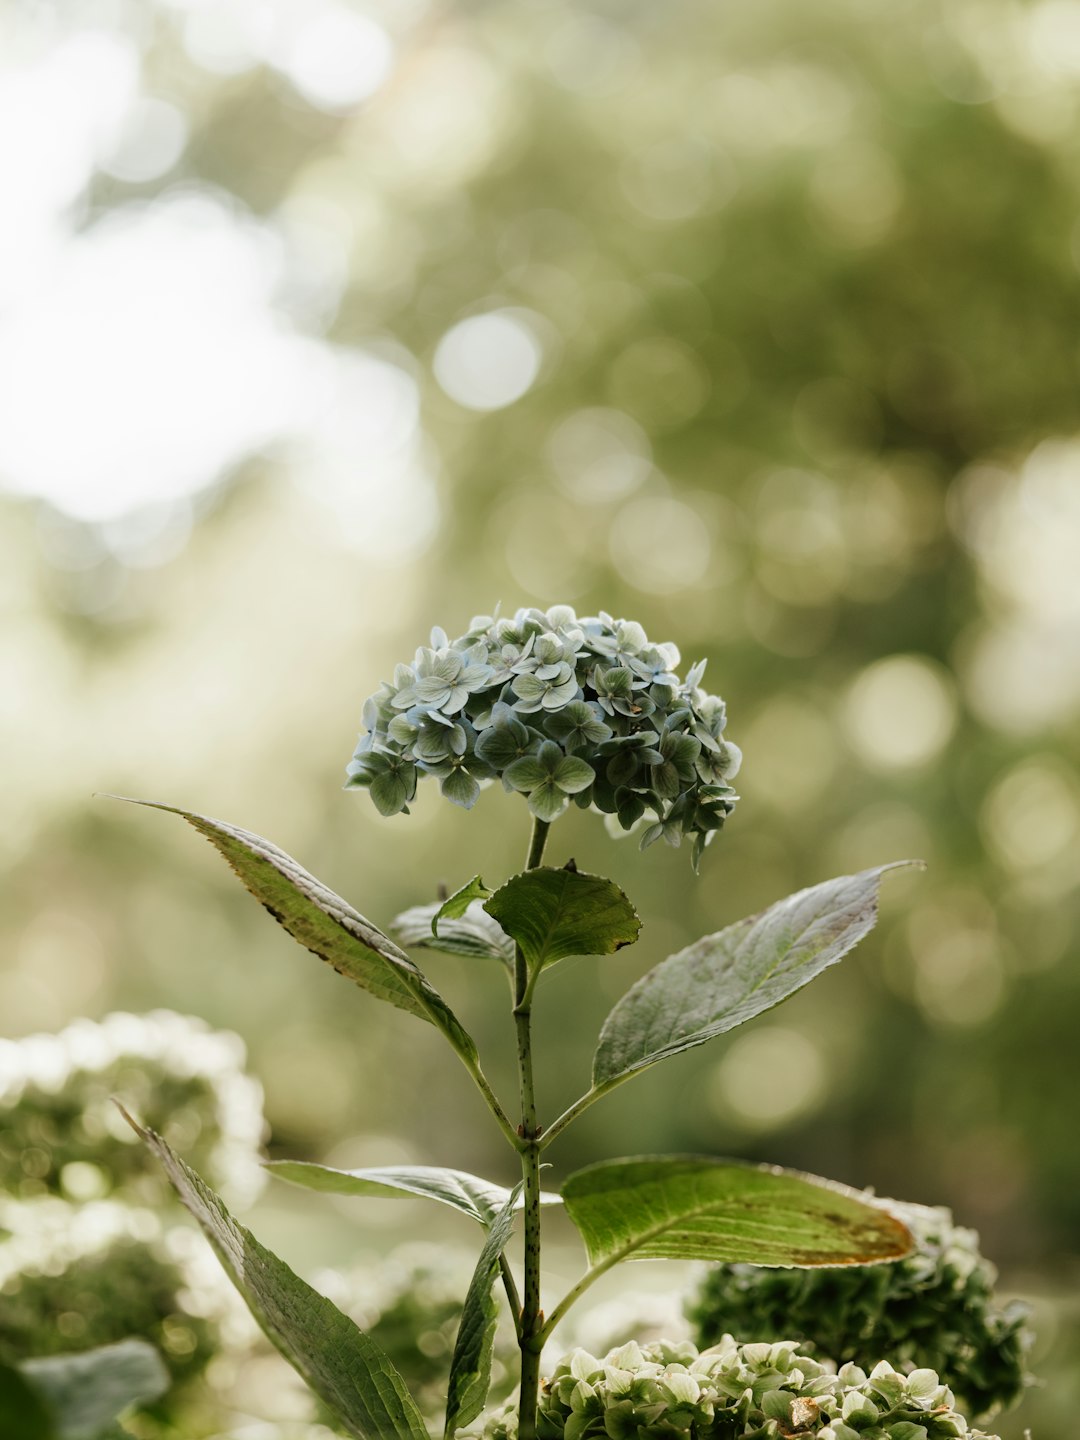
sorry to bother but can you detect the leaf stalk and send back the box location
[538,1084,608,1150]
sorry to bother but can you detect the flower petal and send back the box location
[554,755,596,795]
[441,767,480,809]
[528,782,569,822]
[504,755,548,792]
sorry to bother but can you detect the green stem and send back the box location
[515,814,550,1440]
[524,817,551,872]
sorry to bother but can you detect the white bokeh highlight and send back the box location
[433,311,543,411]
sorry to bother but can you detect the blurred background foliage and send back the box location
[1,0,1078,1434]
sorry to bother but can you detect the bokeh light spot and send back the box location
[1029,0,1080,76]
[906,891,1006,1028]
[547,408,652,504]
[100,97,188,183]
[844,655,958,771]
[433,311,543,411]
[608,496,712,594]
[180,3,271,77]
[282,9,394,112]
[982,758,1080,874]
[289,349,436,562]
[0,194,312,519]
[962,620,1080,736]
[710,1026,827,1131]
[912,928,1006,1029]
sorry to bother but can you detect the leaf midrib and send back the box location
[530,868,575,968]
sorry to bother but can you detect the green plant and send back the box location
[686,1200,1031,1421]
[0,1339,168,1440]
[110,605,992,1440]
[345,1244,520,1423]
[476,1337,1001,1440]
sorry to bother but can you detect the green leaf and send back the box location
[392,900,514,963]
[593,864,919,1090]
[110,799,478,1063]
[267,1161,560,1226]
[125,1110,428,1440]
[433,876,494,937]
[483,867,640,977]
[562,1156,912,1271]
[444,1184,522,1438]
[0,1361,54,1440]
[20,1341,169,1440]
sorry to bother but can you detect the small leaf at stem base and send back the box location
[433,876,493,937]
[484,867,640,978]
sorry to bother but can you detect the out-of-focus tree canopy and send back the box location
[1,2,1078,1434]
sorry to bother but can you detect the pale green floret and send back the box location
[504,740,595,823]
[472,1338,1002,1440]
[346,607,741,868]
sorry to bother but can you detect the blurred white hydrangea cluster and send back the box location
[0,1193,251,1388]
[348,607,741,867]
[476,1337,1002,1440]
[0,1010,266,1207]
[0,1011,269,1418]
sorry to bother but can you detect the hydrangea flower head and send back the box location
[347,607,741,867]
[474,1337,1002,1440]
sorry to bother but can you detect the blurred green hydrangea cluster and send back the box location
[475,1337,1001,1440]
[0,1011,266,1208]
[686,1200,1030,1420]
[348,607,740,865]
